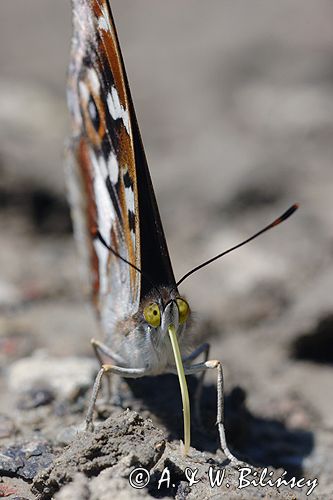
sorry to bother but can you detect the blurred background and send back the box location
[1,0,333,496]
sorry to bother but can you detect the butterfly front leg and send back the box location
[91,338,127,405]
[85,362,147,432]
[169,359,242,465]
[183,343,210,426]
[184,360,244,465]
[91,338,127,365]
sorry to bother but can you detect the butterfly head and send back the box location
[118,288,191,374]
[143,294,190,336]
[141,291,190,371]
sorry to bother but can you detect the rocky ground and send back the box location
[1,1,333,498]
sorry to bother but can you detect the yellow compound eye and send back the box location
[176,298,190,325]
[143,303,161,328]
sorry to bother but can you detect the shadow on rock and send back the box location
[224,387,314,478]
[291,314,333,364]
[0,180,71,235]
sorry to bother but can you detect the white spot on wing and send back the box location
[108,151,119,184]
[131,230,136,248]
[98,15,108,32]
[88,99,97,122]
[94,238,109,295]
[122,111,130,134]
[99,4,112,33]
[79,81,89,104]
[90,150,114,245]
[107,86,130,134]
[125,186,135,213]
[98,155,108,179]
[88,68,100,94]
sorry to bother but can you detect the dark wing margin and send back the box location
[105,1,177,297]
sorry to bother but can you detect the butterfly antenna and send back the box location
[176,203,299,287]
[95,231,162,298]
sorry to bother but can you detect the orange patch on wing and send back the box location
[78,139,100,307]
[82,81,106,148]
[92,0,127,105]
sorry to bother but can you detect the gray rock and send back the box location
[8,354,97,401]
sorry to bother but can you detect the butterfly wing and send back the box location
[67,0,176,332]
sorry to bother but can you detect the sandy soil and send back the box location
[1,1,333,498]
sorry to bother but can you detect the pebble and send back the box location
[0,440,54,480]
[8,353,97,401]
[17,388,55,410]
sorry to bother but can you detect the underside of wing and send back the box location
[67,0,176,327]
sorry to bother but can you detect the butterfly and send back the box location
[66,0,297,461]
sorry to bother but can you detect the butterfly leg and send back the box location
[85,364,147,431]
[183,360,242,465]
[91,338,127,365]
[91,338,127,404]
[183,343,210,426]
[91,339,111,403]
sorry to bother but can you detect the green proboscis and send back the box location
[168,324,190,455]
